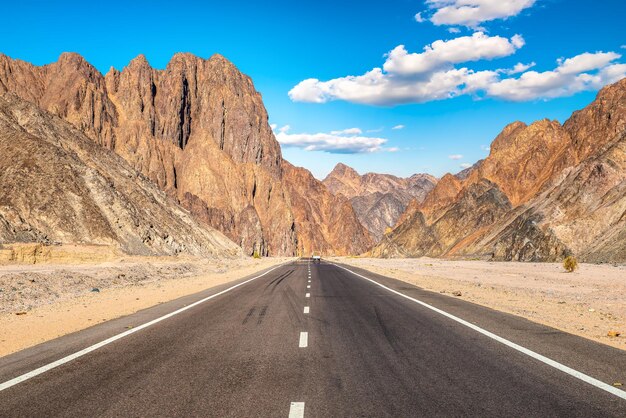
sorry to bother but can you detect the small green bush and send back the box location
[563,256,578,273]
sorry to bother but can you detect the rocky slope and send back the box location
[0,53,371,256]
[374,78,626,262]
[323,163,437,240]
[0,94,240,257]
[282,162,373,255]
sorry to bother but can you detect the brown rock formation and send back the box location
[323,163,437,240]
[0,94,240,257]
[375,78,626,262]
[0,52,371,256]
[282,162,373,255]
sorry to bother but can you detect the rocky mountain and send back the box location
[282,162,373,255]
[374,78,626,262]
[0,53,371,256]
[0,94,240,257]
[323,163,437,240]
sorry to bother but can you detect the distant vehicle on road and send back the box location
[312,254,321,263]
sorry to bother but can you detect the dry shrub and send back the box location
[563,256,578,273]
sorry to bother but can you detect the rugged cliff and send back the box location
[323,163,437,240]
[0,94,240,257]
[374,78,626,262]
[0,52,371,256]
[282,162,373,255]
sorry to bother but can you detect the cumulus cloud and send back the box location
[382,32,524,75]
[427,0,536,27]
[275,125,390,154]
[503,61,536,74]
[460,162,472,168]
[289,30,626,106]
[487,52,626,101]
[330,127,362,135]
[414,12,425,22]
[289,32,522,106]
[448,27,461,33]
[392,124,405,130]
[448,154,464,160]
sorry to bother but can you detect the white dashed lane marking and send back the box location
[303,306,309,314]
[289,402,305,418]
[305,293,310,298]
[299,332,308,348]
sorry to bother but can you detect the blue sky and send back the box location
[1,0,625,178]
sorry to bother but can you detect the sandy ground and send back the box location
[0,256,291,357]
[330,257,626,350]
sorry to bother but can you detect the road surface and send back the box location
[1,259,625,417]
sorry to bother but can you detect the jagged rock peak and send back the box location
[127,53,151,68]
[330,162,360,176]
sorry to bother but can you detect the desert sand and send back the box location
[0,255,291,357]
[331,257,626,350]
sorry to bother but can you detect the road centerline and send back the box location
[289,402,305,418]
[299,332,308,348]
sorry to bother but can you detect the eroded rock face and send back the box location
[375,78,626,262]
[0,94,241,257]
[0,52,372,256]
[323,163,437,240]
[282,162,373,255]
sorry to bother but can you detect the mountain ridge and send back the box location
[373,77,626,262]
[0,52,371,256]
[323,163,437,241]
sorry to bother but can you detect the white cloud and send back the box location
[448,154,464,160]
[487,52,626,101]
[330,127,362,135]
[383,32,523,75]
[275,126,391,154]
[392,124,405,130]
[289,32,522,106]
[414,12,425,22]
[448,27,461,33]
[557,52,619,74]
[289,31,626,106]
[270,123,277,131]
[427,0,536,27]
[504,61,536,74]
[460,162,472,168]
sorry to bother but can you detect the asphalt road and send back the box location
[1,259,625,417]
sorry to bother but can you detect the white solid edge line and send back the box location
[303,306,310,314]
[289,401,305,418]
[0,261,292,393]
[299,332,308,348]
[332,263,626,401]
